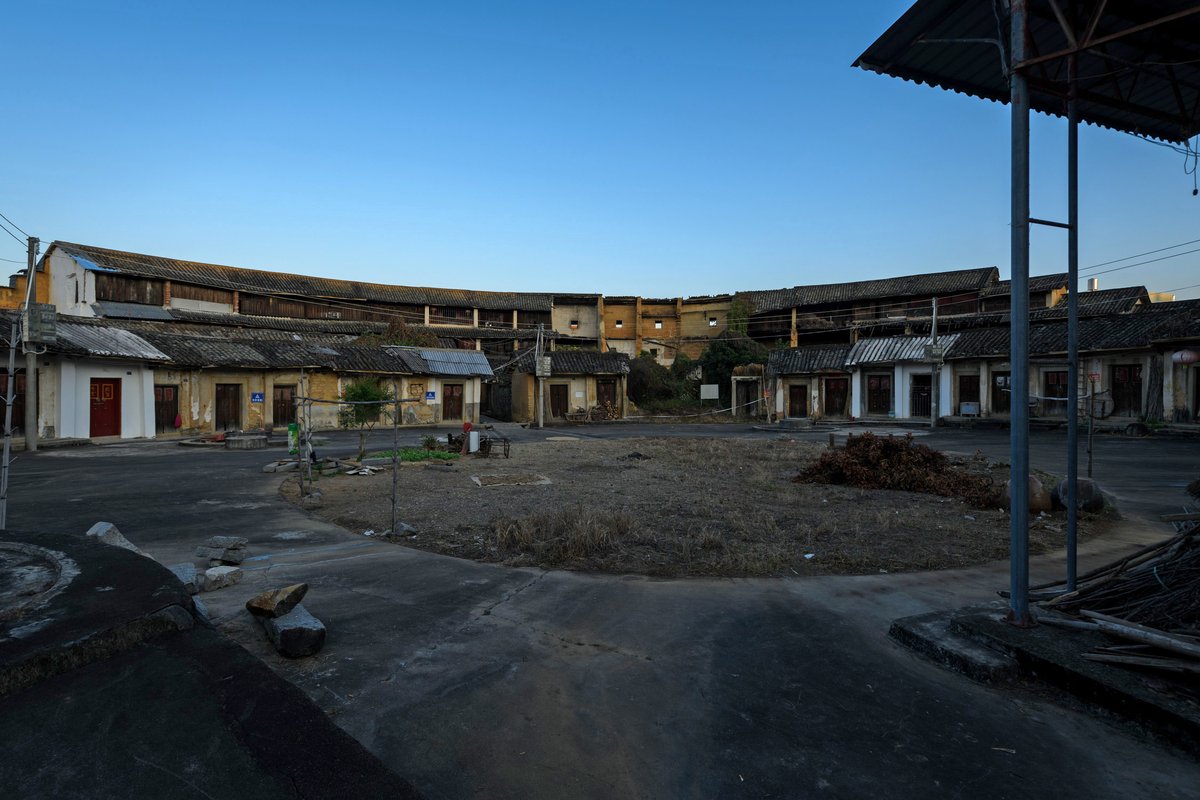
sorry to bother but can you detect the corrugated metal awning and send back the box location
[57,322,170,361]
[846,333,961,366]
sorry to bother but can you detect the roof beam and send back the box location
[1016,5,1200,71]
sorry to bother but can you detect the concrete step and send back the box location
[889,610,1018,684]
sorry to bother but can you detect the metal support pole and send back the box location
[536,324,545,429]
[391,390,400,534]
[1065,52,1080,592]
[930,297,939,427]
[1008,0,1034,626]
[22,237,39,452]
[0,321,19,530]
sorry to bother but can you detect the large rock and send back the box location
[1003,476,1053,513]
[195,535,248,565]
[1052,477,1106,513]
[246,583,308,619]
[201,565,243,592]
[263,604,326,658]
[85,522,148,557]
[168,563,201,595]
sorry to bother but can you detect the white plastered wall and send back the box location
[56,359,155,439]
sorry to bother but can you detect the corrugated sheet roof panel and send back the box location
[409,348,494,377]
[56,322,170,361]
[846,333,960,366]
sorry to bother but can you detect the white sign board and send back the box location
[535,356,551,377]
[700,384,720,400]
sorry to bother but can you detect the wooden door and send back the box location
[90,378,121,437]
[549,384,569,418]
[273,385,297,426]
[215,384,241,431]
[824,378,848,416]
[443,383,464,421]
[788,385,808,417]
[596,379,617,410]
[991,372,1011,414]
[866,374,892,415]
[1110,365,1143,417]
[153,385,178,433]
[1043,371,1068,416]
[0,373,26,435]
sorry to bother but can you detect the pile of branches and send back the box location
[795,433,999,508]
[1037,512,1200,678]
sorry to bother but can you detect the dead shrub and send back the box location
[491,505,634,566]
[796,433,999,508]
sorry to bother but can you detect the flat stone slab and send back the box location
[202,566,243,592]
[205,535,249,549]
[262,603,326,658]
[246,583,308,619]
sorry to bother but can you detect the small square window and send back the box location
[614,320,623,329]
[654,320,663,329]
[708,317,718,327]
[569,319,579,330]
[649,348,659,356]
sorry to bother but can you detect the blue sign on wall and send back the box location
[425,391,436,400]
[251,392,265,403]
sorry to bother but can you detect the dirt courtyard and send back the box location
[283,436,1109,577]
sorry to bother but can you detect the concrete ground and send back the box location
[6,423,1200,799]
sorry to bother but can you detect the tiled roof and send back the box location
[846,333,961,366]
[979,273,1069,297]
[56,321,170,361]
[766,344,852,376]
[53,242,554,312]
[513,350,631,375]
[737,267,998,315]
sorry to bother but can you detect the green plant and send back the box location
[356,319,440,348]
[421,435,439,451]
[338,378,393,461]
[698,331,768,404]
[372,448,459,462]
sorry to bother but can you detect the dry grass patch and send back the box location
[287,436,1112,577]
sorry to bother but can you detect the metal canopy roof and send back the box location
[854,0,1200,142]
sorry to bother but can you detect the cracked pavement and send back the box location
[11,426,1200,799]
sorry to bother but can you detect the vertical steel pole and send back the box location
[0,321,19,530]
[1009,0,1033,625]
[23,237,39,452]
[1066,53,1080,592]
[930,297,939,427]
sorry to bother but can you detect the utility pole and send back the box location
[22,237,39,452]
[535,324,545,429]
[930,297,939,427]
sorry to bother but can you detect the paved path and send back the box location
[11,427,1200,799]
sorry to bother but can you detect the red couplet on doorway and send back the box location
[89,378,121,437]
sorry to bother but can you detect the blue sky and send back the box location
[3,0,1198,300]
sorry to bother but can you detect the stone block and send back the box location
[202,565,243,592]
[1003,475,1053,513]
[205,536,249,549]
[168,563,200,595]
[1052,477,1106,513]
[85,522,148,557]
[263,604,326,658]
[246,583,308,619]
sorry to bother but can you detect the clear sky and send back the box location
[2,0,1198,300]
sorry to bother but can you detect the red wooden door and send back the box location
[824,378,848,416]
[788,385,808,417]
[90,378,122,437]
[443,384,464,421]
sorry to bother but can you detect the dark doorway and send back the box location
[910,374,932,418]
[0,373,26,436]
[1043,371,1068,416]
[1110,364,1143,417]
[866,373,892,415]
[958,374,980,414]
[788,385,808,417]
[824,377,849,417]
[549,384,569,418]
[273,384,297,426]
[735,381,758,416]
[90,378,121,437]
[443,383,464,421]
[992,372,1011,414]
[154,385,178,433]
[596,378,617,411]
[215,384,241,431]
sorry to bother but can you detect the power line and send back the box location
[0,212,29,239]
[1079,237,1200,272]
[0,221,25,247]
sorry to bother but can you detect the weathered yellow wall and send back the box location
[0,262,52,309]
